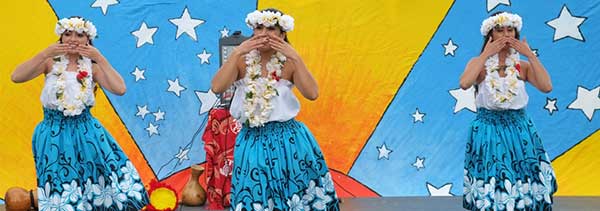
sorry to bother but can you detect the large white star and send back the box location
[411,108,425,123]
[426,183,453,196]
[136,105,150,119]
[175,147,190,163]
[220,26,230,38]
[131,22,158,48]
[486,0,511,12]
[145,122,159,137]
[197,49,212,64]
[442,39,458,56]
[546,5,587,41]
[91,0,118,15]
[449,87,477,113]
[567,86,600,121]
[544,98,558,115]
[376,143,393,160]
[195,89,218,114]
[131,67,145,82]
[412,156,425,171]
[169,7,205,41]
[153,109,165,122]
[167,78,186,97]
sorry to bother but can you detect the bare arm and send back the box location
[211,51,243,94]
[211,35,268,94]
[288,55,318,100]
[268,34,318,100]
[92,58,126,96]
[459,37,508,89]
[509,37,552,93]
[524,58,552,93]
[11,43,71,83]
[460,58,485,89]
[76,44,126,95]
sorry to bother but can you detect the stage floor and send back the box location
[1,196,599,211]
[174,196,600,211]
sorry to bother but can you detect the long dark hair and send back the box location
[480,12,520,53]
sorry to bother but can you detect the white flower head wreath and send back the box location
[245,9,294,32]
[55,17,97,40]
[480,12,522,36]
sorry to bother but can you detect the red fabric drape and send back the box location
[202,108,241,210]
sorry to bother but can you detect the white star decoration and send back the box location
[426,183,453,196]
[136,105,150,119]
[195,89,218,114]
[220,26,230,38]
[442,39,458,56]
[175,147,190,163]
[486,0,511,12]
[546,5,587,41]
[412,108,425,123]
[412,157,425,171]
[449,87,477,113]
[544,98,558,115]
[153,109,165,122]
[167,78,186,97]
[131,67,145,82]
[131,22,158,48]
[532,49,539,57]
[91,0,118,15]
[197,49,212,64]
[169,7,205,41]
[567,86,600,121]
[145,122,159,137]
[377,143,393,160]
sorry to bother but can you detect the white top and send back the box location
[230,79,300,123]
[41,56,95,116]
[476,75,528,110]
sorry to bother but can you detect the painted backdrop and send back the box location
[2,0,599,204]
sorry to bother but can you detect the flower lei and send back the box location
[483,48,522,105]
[52,55,94,116]
[243,50,286,127]
[55,17,98,40]
[245,10,294,32]
[480,12,522,36]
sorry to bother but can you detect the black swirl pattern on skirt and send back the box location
[464,109,557,211]
[33,108,149,211]
[231,119,340,211]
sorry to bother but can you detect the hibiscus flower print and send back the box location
[287,194,311,211]
[61,180,82,204]
[120,161,141,181]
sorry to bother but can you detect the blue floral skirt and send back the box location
[463,109,557,211]
[230,119,340,211]
[33,108,149,211]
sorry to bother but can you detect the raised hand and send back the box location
[267,34,298,59]
[235,34,269,54]
[75,44,103,61]
[481,37,508,58]
[42,43,71,58]
[508,37,535,58]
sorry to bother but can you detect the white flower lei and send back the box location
[483,49,521,105]
[52,55,94,116]
[245,10,294,32]
[480,12,522,36]
[55,17,98,40]
[243,50,286,127]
